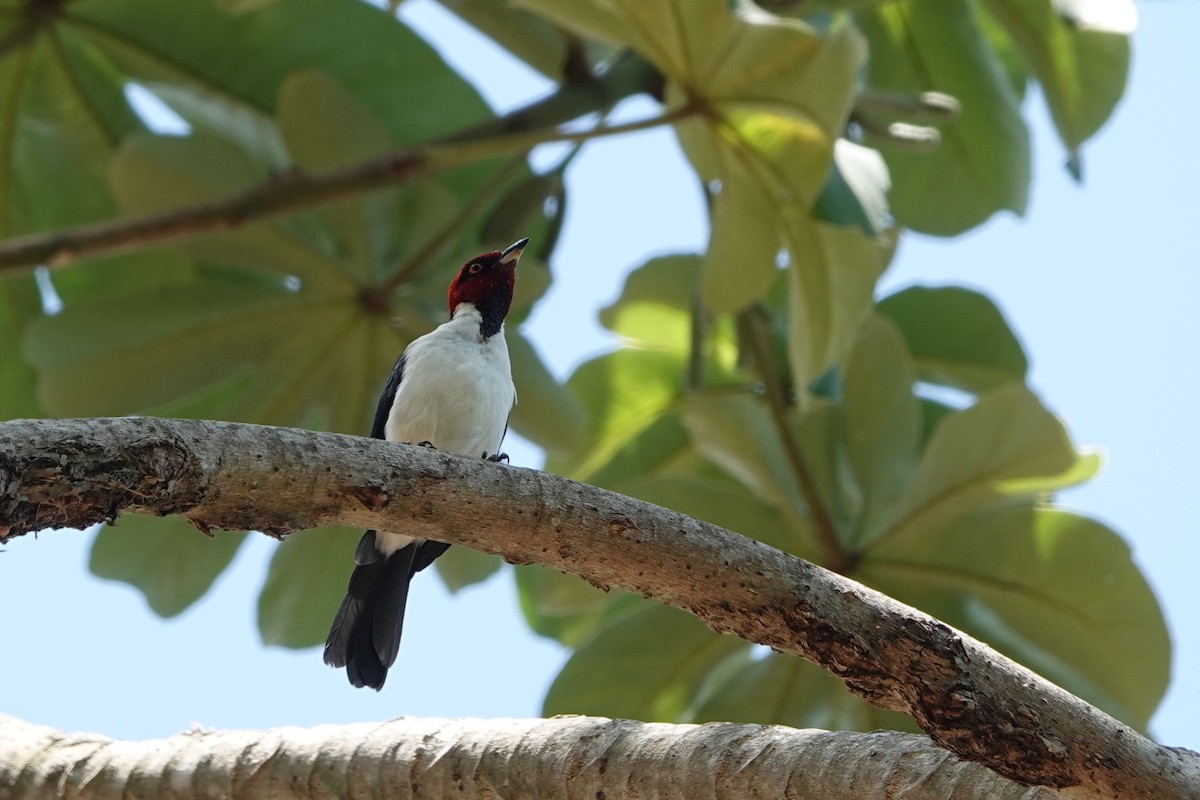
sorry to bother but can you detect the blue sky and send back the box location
[1,0,1195,756]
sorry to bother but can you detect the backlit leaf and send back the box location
[878,285,1028,392]
[435,547,503,594]
[543,603,746,720]
[839,315,919,547]
[981,0,1131,158]
[876,384,1091,548]
[866,507,1168,730]
[90,517,247,618]
[257,526,362,648]
[857,0,1030,234]
[691,652,915,732]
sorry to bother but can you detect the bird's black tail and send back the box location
[323,531,417,690]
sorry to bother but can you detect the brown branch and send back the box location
[0,51,666,276]
[0,150,433,271]
[1,417,1197,799]
[0,714,1058,800]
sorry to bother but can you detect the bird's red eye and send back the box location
[467,263,482,275]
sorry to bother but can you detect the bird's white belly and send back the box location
[385,335,513,457]
[376,315,514,556]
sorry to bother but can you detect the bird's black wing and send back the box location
[370,353,406,440]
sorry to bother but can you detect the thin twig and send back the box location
[0,104,697,274]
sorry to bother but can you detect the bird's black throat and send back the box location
[474,291,509,339]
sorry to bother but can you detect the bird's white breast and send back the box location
[384,305,516,459]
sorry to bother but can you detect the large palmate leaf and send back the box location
[857,0,1030,234]
[865,507,1169,730]
[0,0,499,237]
[872,384,1099,549]
[518,0,889,388]
[0,15,138,238]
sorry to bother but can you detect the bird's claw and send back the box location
[485,451,510,463]
[416,440,437,449]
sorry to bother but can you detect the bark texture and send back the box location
[0,714,1058,800]
[1,418,1198,799]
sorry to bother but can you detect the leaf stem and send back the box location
[737,305,849,571]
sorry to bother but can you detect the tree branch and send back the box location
[0,713,1057,800]
[0,99,692,275]
[1,417,1197,799]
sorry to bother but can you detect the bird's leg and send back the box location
[416,441,437,449]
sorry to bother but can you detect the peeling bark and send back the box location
[1,418,1197,799]
[0,714,1058,800]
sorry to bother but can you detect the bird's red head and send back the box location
[447,238,527,325]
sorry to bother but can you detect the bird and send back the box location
[323,237,527,690]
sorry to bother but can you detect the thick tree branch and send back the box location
[0,418,1197,799]
[0,713,1056,800]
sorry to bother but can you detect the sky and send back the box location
[1,0,1196,758]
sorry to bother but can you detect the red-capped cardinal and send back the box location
[324,237,527,689]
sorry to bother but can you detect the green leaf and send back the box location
[481,172,564,248]
[442,0,569,79]
[90,517,247,618]
[812,139,892,237]
[587,411,693,490]
[865,507,1169,730]
[215,0,285,13]
[878,285,1028,392]
[257,526,362,648]
[839,315,919,547]
[524,1,870,314]
[0,24,133,237]
[107,132,348,287]
[543,603,746,720]
[700,161,784,314]
[877,384,1091,548]
[516,564,631,647]
[65,0,490,146]
[690,652,916,732]
[785,216,893,390]
[276,70,396,284]
[981,0,1131,157]
[435,547,503,594]
[0,278,44,420]
[671,21,869,313]
[507,330,584,457]
[616,473,818,561]
[3,0,499,237]
[682,394,807,517]
[554,349,685,481]
[857,0,1031,234]
[599,254,699,353]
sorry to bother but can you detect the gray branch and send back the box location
[0,714,1057,800]
[1,417,1196,799]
